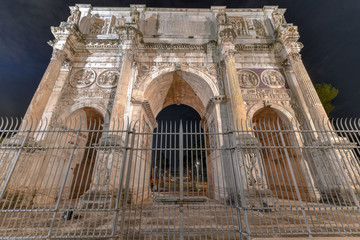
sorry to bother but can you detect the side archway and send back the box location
[66,107,104,199]
[252,107,312,201]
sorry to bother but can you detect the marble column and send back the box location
[109,50,135,130]
[41,59,72,125]
[222,50,248,130]
[287,53,328,125]
[23,49,67,127]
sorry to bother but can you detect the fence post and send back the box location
[47,120,82,239]
[324,124,360,208]
[228,127,251,240]
[277,120,312,238]
[111,122,135,239]
[0,119,33,200]
[179,120,184,240]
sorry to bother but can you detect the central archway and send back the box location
[151,104,208,198]
[136,69,218,121]
[129,69,225,204]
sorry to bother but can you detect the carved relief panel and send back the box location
[237,70,259,88]
[261,70,285,88]
[96,70,120,88]
[70,69,96,88]
[61,68,118,112]
[228,17,267,37]
[237,69,294,112]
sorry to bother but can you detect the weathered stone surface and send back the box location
[3,6,358,239]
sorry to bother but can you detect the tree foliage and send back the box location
[314,83,339,116]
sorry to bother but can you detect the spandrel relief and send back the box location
[70,69,96,88]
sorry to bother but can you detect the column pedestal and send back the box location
[77,135,127,209]
[235,134,277,209]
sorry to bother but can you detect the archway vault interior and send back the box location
[144,71,214,118]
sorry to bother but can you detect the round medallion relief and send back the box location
[70,69,96,88]
[237,70,259,88]
[261,70,285,88]
[96,70,120,88]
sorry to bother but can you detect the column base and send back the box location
[77,188,134,209]
[319,187,360,206]
[77,190,116,209]
[239,187,278,211]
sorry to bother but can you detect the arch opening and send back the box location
[143,70,215,119]
[68,107,104,199]
[150,105,209,199]
[252,107,310,201]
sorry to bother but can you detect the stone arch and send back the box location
[247,101,297,125]
[137,66,219,95]
[252,107,312,201]
[66,106,104,199]
[137,69,218,119]
[69,102,110,124]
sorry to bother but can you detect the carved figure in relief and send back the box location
[253,19,266,36]
[70,69,95,88]
[89,22,103,34]
[67,6,80,24]
[272,9,286,29]
[229,17,249,36]
[246,18,255,30]
[238,70,259,88]
[216,8,228,25]
[261,70,285,88]
[130,6,140,23]
[97,70,120,88]
[89,15,104,35]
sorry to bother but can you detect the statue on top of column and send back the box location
[67,6,81,25]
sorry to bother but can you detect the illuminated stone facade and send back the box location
[25,4,329,130]
[21,5,358,204]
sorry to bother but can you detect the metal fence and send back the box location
[0,117,360,239]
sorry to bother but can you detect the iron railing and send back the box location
[0,118,360,239]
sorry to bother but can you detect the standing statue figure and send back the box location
[67,6,81,25]
[272,10,286,30]
[130,6,140,23]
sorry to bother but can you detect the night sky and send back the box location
[1,0,359,118]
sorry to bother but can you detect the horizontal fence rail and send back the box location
[0,117,360,239]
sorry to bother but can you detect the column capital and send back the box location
[60,58,72,71]
[51,49,67,61]
[282,52,302,70]
[221,43,236,62]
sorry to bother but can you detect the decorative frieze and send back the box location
[83,39,122,49]
[61,89,116,100]
[242,88,291,101]
[235,44,272,52]
[143,43,205,51]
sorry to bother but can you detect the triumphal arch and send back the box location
[25,4,328,129]
[2,4,360,239]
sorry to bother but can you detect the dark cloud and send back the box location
[1,0,359,117]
